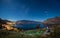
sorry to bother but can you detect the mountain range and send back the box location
[0,16,60,30]
[14,20,45,30]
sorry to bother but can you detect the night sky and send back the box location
[0,0,60,21]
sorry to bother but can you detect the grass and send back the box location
[0,29,46,38]
[19,29,45,38]
[54,27,60,38]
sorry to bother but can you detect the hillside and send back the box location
[43,17,60,24]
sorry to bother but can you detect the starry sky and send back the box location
[0,0,60,21]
